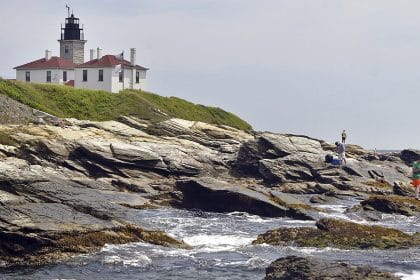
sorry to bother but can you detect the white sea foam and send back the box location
[318,210,352,220]
[227,211,272,223]
[102,253,152,267]
[213,256,269,268]
[183,234,254,252]
[396,271,420,280]
[245,256,270,268]
[290,246,338,254]
[316,204,347,213]
[149,247,194,258]
[101,242,145,253]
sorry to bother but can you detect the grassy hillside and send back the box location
[0,79,252,131]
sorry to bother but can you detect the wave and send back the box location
[101,254,152,267]
[183,234,254,252]
[396,271,420,280]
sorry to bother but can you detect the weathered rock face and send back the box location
[234,132,412,197]
[175,177,319,220]
[265,256,400,280]
[0,118,258,266]
[0,115,417,267]
[360,195,420,216]
[253,218,419,249]
[236,132,325,180]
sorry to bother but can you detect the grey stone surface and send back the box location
[265,256,400,280]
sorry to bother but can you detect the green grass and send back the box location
[0,79,252,131]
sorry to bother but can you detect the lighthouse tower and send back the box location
[58,8,86,64]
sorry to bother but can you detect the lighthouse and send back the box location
[14,6,148,92]
[58,8,86,64]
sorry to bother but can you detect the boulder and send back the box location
[258,133,324,156]
[258,153,320,184]
[265,256,400,280]
[235,133,324,177]
[360,195,420,216]
[253,218,419,249]
[175,177,317,219]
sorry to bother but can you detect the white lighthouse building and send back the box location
[14,8,148,93]
[75,48,147,93]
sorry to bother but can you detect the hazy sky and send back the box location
[1,0,419,149]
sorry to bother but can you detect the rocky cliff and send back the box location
[0,115,418,268]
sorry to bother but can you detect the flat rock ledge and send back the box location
[253,218,420,249]
[0,225,189,267]
[265,256,400,280]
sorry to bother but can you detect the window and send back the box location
[25,71,30,82]
[136,71,140,84]
[83,70,88,82]
[46,71,51,82]
[63,71,67,82]
[119,71,123,83]
[98,69,103,82]
[65,46,69,54]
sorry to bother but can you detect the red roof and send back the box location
[14,56,76,70]
[76,55,148,70]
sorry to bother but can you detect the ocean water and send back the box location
[2,201,420,280]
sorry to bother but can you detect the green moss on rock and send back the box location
[361,195,420,216]
[0,224,189,267]
[57,224,190,252]
[253,218,419,250]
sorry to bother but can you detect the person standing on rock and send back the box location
[412,161,420,200]
[341,130,347,143]
[335,142,346,166]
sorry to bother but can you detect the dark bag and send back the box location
[325,154,333,163]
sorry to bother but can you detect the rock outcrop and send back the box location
[0,115,418,267]
[235,132,411,197]
[360,195,420,216]
[253,218,420,249]
[175,177,319,220]
[265,256,400,280]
